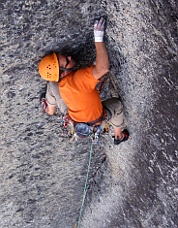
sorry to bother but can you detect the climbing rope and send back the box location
[75,142,93,228]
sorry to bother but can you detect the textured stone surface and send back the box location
[0,0,177,228]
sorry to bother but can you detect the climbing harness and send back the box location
[62,113,106,144]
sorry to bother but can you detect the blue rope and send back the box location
[77,142,93,228]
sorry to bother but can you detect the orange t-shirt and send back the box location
[58,66,103,122]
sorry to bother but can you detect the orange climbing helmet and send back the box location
[38,53,59,82]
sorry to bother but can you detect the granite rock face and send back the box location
[0,0,177,228]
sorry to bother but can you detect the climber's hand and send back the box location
[94,17,106,42]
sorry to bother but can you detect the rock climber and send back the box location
[38,17,129,145]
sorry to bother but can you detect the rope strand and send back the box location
[76,142,93,228]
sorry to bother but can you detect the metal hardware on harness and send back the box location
[89,125,103,144]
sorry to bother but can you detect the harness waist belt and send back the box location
[86,110,106,126]
[69,110,106,126]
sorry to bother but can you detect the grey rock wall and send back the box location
[0,0,177,228]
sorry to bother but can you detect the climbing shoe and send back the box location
[114,129,129,145]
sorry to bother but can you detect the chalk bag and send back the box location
[74,123,91,138]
